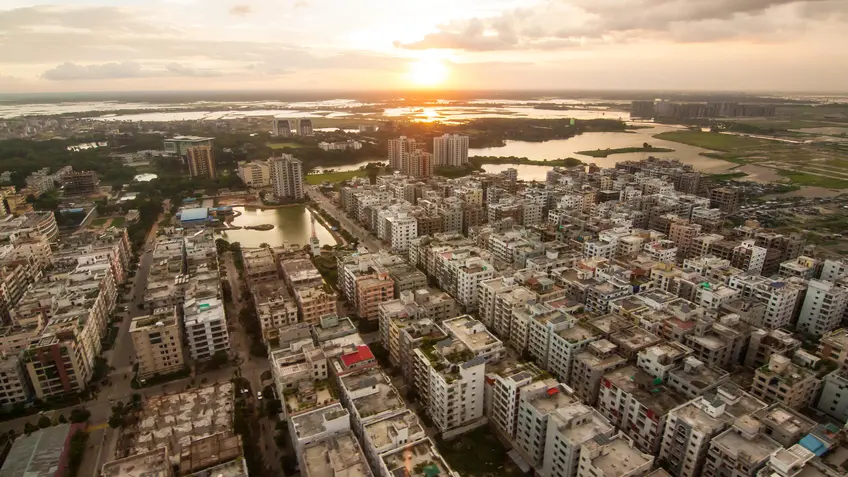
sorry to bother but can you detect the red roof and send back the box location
[340,345,375,367]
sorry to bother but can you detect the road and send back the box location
[306,185,382,253]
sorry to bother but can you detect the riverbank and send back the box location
[469,156,583,168]
[576,146,674,158]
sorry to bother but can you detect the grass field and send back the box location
[777,170,848,189]
[267,142,308,149]
[305,170,364,185]
[707,171,749,182]
[653,131,772,151]
[111,217,125,227]
[90,218,108,226]
[436,426,524,477]
[576,146,674,157]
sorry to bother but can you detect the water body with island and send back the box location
[216,206,337,248]
[474,124,732,181]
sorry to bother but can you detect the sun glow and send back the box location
[407,58,449,86]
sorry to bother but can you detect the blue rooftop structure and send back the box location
[800,434,828,456]
[179,207,209,223]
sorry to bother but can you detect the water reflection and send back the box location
[216,206,337,248]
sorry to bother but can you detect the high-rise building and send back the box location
[186,145,216,179]
[273,118,296,137]
[297,119,314,136]
[388,136,417,171]
[433,134,470,167]
[796,278,848,337]
[270,154,304,201]
[709,187,740,214]
[163,135,214,156]
[130,307,186,379]
[402,150,433,178]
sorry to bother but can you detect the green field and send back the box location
[267,142,308,149]
[436,427,524,477]
[777,170,848,189]
[653,131,772,151]
[305,170,364,185]
[576,146,674,157]
[111,217,125,227]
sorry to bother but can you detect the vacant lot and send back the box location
[653,131,770,151]
[436,426,524,477]
[777,170,848,189]
[267,142,308,149]
[305,170,364,185]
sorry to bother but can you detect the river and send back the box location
[473,124,734,181]
[216,205,337,248]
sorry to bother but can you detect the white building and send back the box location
[384,213,417,252]
[433,134,469,167]
[183,297,230,361]
[796,278,848,337]
[821,258,848,281]
[542,403,615,477]
[388,136,417,171]
[270,154,304,201]
[237,160,271,187]
[377,438,459,477]
[289,403,351,458]
[438,250,496,312]
[515,381,578,469]
[361,410,426,468]
[727,275,805,329]
[576,432,654,477]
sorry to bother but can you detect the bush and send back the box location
[37,415,51,428]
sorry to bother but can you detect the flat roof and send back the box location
[302,432,372,477]
[380,438,453,477]
[102,447,171,477]
[363,410,424,450]
[179,207,209,222]
[291,403,349,441]
[591,435,651,476]
[0,423,78,477]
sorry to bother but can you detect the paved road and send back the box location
[307,186,381,253]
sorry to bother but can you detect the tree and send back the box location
[215,238,231,255]
[24,422,37,434]
[210,350,229,369]
[58,414,68,424]
[37,415,51,428]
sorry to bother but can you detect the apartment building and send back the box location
[750,354,819,410]
[300,431,372,477]
[437,249,496,312]
[572,340,627,406]
[0,353,31,406]
[515,381,579,469]
[377,438,459,477]
[702,416,782,477]
[295,285,337,324]
[576,433,654,477]
[384,212,418,251]
[821,258,848,281]
[487,360,545,439]
[728,275,806,329]
[542,403,615,477]
[361,410,426,469]
[797,278,848,337]
[779,256,821,280]
[598,365,688,454]
[442,315,504,363]
[22,332,89,398]
[667,356,730,400]
[237,160,271,187]
[744,328,800,369]
[433,134,469,167]
[130,308,185,379]
[753,403,815,448]
[659,384,767,477]
[339,367,405,434]
[547,323,600,384]
[411,331,487,434]
[270,154,304,201]
[819,328,848,370]
[242,247,279,284]
[387,136,417,171]
[252,280,298,343]
[183,297,230,361]
[816,369,848,422]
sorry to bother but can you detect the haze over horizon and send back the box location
[1,0,847,94]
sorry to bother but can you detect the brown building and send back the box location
[709,187,740,214]
[61,171,99,196]
[186,145,217,179]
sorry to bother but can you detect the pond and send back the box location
[216,205,337,248]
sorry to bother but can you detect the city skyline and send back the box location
[1,0,847,93]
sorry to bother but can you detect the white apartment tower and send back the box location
[796,278,848,337]
[388,136,417,171]
[270,154,304,201]
[433,134,470,167]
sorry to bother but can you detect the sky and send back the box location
[0,0,847,93]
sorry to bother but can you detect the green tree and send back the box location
[37,415,51,428]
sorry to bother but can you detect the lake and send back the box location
[216,205,337,248]
[472,124,734,180]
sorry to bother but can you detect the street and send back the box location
[306,185,382,253]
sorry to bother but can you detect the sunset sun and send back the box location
[407,58,449,86]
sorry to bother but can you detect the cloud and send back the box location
[41,62,152,81]
[165,63,223,77]
[396,0,848,51]
[229,4,252,16]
